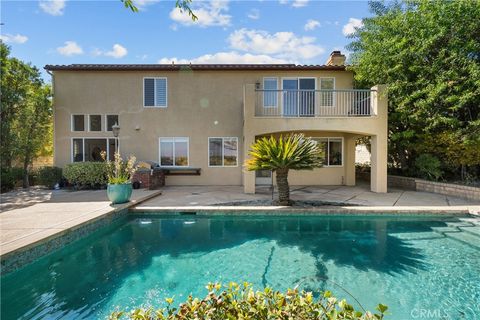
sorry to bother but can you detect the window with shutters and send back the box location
[144,77,167,107]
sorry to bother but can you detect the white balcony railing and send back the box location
[255,89,375,117]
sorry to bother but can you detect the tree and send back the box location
[348,0,480,181]
[245,134,323,206]
[0,42,53,188]
[121,0,197,20]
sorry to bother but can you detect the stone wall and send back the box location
[415,179,480,201]
[133,169,165,190]
[357,173,479,201]
[387,175,416,191]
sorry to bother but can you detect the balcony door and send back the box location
[282,78,316,117]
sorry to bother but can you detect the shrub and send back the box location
[1,167,24,193]
[37,166,63,189]
[109,282,388,320]
[415,154,443,181]
[63,162,108,189]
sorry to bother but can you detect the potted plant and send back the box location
[101,151,137,204]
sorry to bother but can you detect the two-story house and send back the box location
[45,51,388,194]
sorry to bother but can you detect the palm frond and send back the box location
[245,134,324,172]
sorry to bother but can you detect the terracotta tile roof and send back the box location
[44,64,348,71]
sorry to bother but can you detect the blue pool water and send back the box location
[1,214,480,320]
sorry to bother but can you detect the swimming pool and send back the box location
[1,214,479,319]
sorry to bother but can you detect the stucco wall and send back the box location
[53,69,356,186]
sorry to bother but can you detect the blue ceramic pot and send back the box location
[107,183,133,204]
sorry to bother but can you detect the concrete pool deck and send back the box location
[133,184,480,214]
[0,188,161,259]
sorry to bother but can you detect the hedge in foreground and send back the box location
[110,282,387,320]
[63,162,108,189]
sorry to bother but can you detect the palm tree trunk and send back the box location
[275,168,291,206]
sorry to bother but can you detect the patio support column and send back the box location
[370,84,388,193]
[344,135,356,186]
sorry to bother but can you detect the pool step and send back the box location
[459,226,480,237]
[431,226,459,233]
[440,231,480,250]
[445,221,476,228]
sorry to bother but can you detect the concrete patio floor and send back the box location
[0,188,161,257]
[136,183,479,209]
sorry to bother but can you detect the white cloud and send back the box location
[57,41,83,56]
[170,0,231,27]
[93,44,128,58]
[0,33,28,44]
[342,18,363,36]
[304,19,320,31]
[279,0,309,8]
[158,51,287,64]
[39,0,65,16]
[292,0,308,8]
[105,44,128,58]
[228,28,324,60]
[247,8,260,20]
[133,0,159,10]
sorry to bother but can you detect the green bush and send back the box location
[110,282,387,320]
[415,154,443,181]
[37,166,63,189]
[1,167,24,193]
[63,162,108,189]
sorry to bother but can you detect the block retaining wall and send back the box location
[357,173,480,201]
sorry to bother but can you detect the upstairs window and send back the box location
[144,78,167,107]
[209,137,238,167]
[263,78,278,108]
[106,115,119,131]
[89,115,102,131]
[72,115,85,131]
[319,78,335,107]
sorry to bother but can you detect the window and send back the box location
[106,115,119,131]
[72,138,117,162]
[319,78,335,107]
[263,78,278,107]
[72,115,85,131]
[89,115,102,131]
[144,78,167,107]
[159,137,189,166]
[313,137,343,166]
[209,137,238,167]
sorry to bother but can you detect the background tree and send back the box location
[348,0,480,182]
[0,42,53,188]
[245,134,323,206]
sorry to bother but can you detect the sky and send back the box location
[1,0,371,79]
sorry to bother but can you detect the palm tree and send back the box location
[245,134,323,205]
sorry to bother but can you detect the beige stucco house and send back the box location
[45,51,388,194]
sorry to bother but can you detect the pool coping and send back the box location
[131,205,480,216]
[0,190,162,275]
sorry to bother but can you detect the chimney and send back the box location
[326,51,346,66]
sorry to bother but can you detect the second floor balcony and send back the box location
[254,89,375,117]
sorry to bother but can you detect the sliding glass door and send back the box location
[282,78,315,116]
